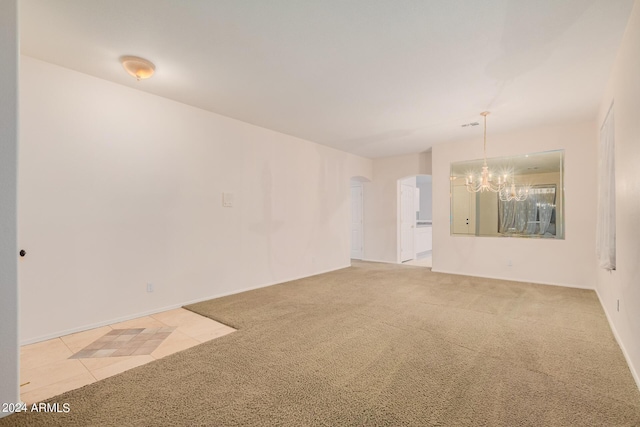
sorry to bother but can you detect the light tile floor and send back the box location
[20,308,235,405]
[403,250,432,268]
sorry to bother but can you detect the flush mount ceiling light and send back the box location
[120,56,155,81]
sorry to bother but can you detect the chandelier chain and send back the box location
[464,111,528,201]
[483,113,487,162]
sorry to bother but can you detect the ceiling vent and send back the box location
[461,122,480,128]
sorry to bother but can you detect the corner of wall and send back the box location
[419,150,433,174]
[593,0,640,392]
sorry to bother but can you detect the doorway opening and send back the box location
[397,175,432,268]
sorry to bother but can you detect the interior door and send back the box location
[350,185,363,259]
[400,183,415,262]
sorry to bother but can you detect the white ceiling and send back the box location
[19,0,634,158]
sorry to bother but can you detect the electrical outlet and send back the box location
[147,283,154,293]
[222,192,234,207]
[617,299,620,312]
[507,260,513,267]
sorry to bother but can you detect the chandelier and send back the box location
[465,112,529,202]
[499,182,529,202]
[465,112,506,193]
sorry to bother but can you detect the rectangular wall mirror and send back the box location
[450,150,564,239]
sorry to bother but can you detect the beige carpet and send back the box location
[403,251,432,268]
[4,261,640,426]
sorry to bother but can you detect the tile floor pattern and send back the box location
[69,327,176,359]
[20,308,235,405]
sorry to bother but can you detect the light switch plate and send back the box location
[223,192,234,207]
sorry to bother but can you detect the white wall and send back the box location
[19,56,372,343]
[363,152,431,263]
[0,0,20,413]
[595,0,640,388]
[432,121,597,288]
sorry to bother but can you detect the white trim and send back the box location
[20,306,187,346]
[595,289,640,392]
[429,269,594,290]
[20,264,351,346]
[397,177,417,263]
[356,260,591,289]
[360,258,428,266]
[360,258,399,265]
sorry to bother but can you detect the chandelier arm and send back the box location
[498,184,530,202]
[465,180,485,193]
[489,181,505,192]
[465,180,506,193]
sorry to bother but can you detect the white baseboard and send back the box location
[178,264,351,308]
[595,289,640,392]
[20,264,351,346]
[429,268,594,290]
[20,303,187,345]
[359,258,398,264]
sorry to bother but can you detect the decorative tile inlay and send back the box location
[69,327,175,359]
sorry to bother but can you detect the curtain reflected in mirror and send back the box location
[499,186,557,236]
[450,150,564,239]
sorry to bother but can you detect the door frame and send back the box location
[397,174,433,264]
[397,177,417,263]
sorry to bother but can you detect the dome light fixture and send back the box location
[120,55,155,81]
